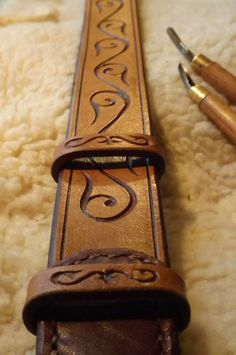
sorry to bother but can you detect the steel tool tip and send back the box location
[178,63,196,91]
[167,27,194,62]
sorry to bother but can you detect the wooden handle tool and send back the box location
[179,63,236,145]
[168,27,236,104]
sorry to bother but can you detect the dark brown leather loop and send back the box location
[51,133,165,182]
[23,250,190,335]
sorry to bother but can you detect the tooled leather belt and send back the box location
[23,0,190,354]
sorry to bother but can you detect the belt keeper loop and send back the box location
[23,249,190,335]
[51,133,165,182]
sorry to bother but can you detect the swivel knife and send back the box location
[167,27,236,104]
[179,63,236,145]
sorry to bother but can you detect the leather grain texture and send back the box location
[26,0,189,353]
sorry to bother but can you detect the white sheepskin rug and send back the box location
[0,0,235,354]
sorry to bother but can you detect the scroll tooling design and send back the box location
[77,0,139,223]
[80,169,137,222]
[51,268,158,286]
[89,90,129,131]
[65,134,151,148]
[92,0,129,133]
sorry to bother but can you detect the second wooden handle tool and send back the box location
[168,27,236,104]
[179,63,236,145]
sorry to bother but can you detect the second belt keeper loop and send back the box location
[23,258,190,335]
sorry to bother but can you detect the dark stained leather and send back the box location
[36,319,179,355]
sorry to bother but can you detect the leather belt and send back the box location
[23,0,190,353]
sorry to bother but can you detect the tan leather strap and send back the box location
[23,0,190,353]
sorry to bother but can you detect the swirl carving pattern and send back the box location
[65,134,151,148]
[98,19,126,37]
[51,267,158,286]
[80,169,137,222]
[77,0,138,223]
[92,0,129,132]
[96,0,123,15]
[90,90,128,131]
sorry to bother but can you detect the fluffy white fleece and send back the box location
[0,0,235,354]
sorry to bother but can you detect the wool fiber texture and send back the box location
[0,0,235,354]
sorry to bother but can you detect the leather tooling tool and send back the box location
[167,27,236,104]
[23,1,190,354]
[179,63,236,144]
